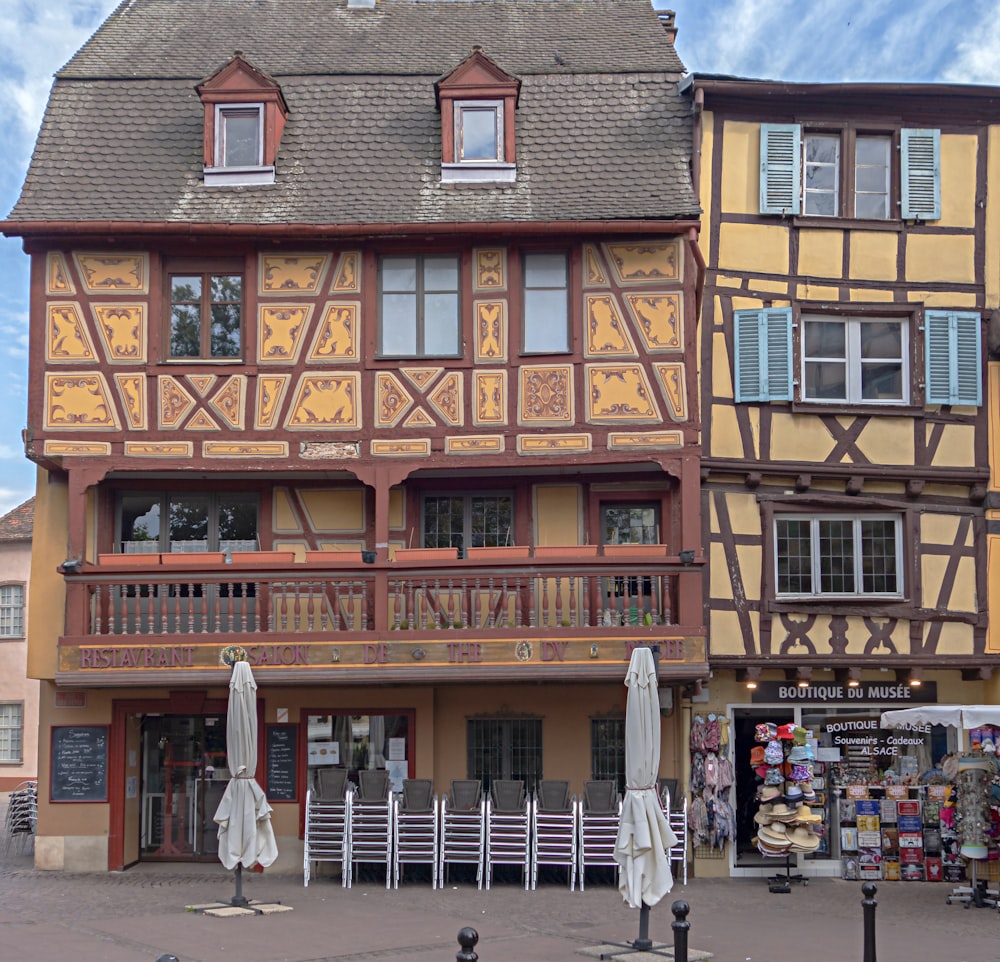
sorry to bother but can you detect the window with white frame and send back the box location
[422,493,513,554]
[775,514,902,599]
[379,255,460,357]
[761,125,939,220]
[522,252,569,353]
[0,584,24,637]
[456,100,503,163]
[0,703,23,763]
[216,104,263,168]
[802,314,907,404]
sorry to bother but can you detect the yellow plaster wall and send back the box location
[718,120,757,215]
[989,534,1000,653]
[272,488,300,532]
[850,288,895,302]
[990,363,1000,491]
[27,467,66,681]
[299,488,365,532]
[797,283,842,301]
[797,229,843,279]
[718,223,789,275]
[986,127,1000,309]
[699,109,716,267]
[534,485,582,544]
[940,134,979,228]
[906,234,976,284]
[926,621,975,656]
[908,290,979,308]
[389,487,404,529]
[769,413,838,462]
[710,403,756,460]
[853,418,914,465]
[922,553,977,613]
[928,424,976,468]
[849,232,898,281]
[708,608,754,656]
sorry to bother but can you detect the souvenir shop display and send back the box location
[945,753,1000,908]
[688,713,735,853]
[748,721,822,893]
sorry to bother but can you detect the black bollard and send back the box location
[671,900,690,962]
[457,927,479,962]
[155,956,179,962]
[861,881,878,962]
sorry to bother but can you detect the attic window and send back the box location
[217,105,263,168]
[456,101,503,162]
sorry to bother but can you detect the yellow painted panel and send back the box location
[932,621,974,656]
[389,487,404,530]
[300,488,365,533]
[798,229,844,279]
[712,331,734,400]
[797,284,841,301]
[989,535,1000,652]
[718,223,789,275]
[272,488,300,532]
[987,127,1000,309]
[749,280,788,294]
[715,275,744,289]
[991,364,1000,490]
[906,234,976,284]
[769,413,836,462]
[940,134,978,228]
[710,403,756,459]
[736,544,762,601]
[27,466,66,680]
[719,121,758,215]
[727,491,766,537]
[731,296,766,311]
[534,485,581,545]
[849,232,897,281]
[853,418,914,465]
[921,512,963,546]
[699,110,715,268]
[274,541,307,562]
[709,542,733,600]
[709,608,753,657]
[928,423,976,468]
[908,290,979,308]
[850,288,895,302]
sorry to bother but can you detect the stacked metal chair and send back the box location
[303,767,351,887]
[661,784,689,885]
[348,769,393,888]
[392,778,439,888]
[530,778,578,890]
[439,779,485,888]
[578,779,621,891]
[484,778,530,890]
[2,779,37,858]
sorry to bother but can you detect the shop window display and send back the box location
[688,713,735,854]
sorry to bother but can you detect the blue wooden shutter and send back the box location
[901,128,940,220]
[925,310,981,406]
[760,124,801,215]
[734,307,793,402]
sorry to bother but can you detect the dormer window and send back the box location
[197,53,288,187]
[437,48,520,183]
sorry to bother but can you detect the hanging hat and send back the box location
[764,767,785,785]
[755,765,769,779]
[793,726,808,746]
[790,764,812,782]
[758,823,792,847]
[760,785,782,802]
[787,826,821,852]
[793,806,823,824]
[800,785,817,803]
[768,802,798,822]
[750,745,767,766]
[754,804,775,825]
[765,740,784,764]
[755,722,778,743]
[777,723,796,740]
[784,783,804,804]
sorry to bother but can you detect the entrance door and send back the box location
[140,715,228,860]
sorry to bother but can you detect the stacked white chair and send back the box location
[662,786,688,885]
[392,778,439,888]
[348,769,392,888]
[2,779,37,858]
[439,779,485,888]
[530,778,578,890]
[303,768,351,887]
[485,779,530,890]
[578,779,621,891]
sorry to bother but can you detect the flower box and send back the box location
[304,550,365,564]
[98,553,161,567]
[532,545,599,558]
[602,544,668,557]
[393,547,459,562]
[160,552,227,565]
[466,546,531,560]
[229,550,297,564]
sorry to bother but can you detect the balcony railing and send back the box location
[63,554,698,641]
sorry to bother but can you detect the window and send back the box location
[217,104,263,168]
[0,703,23,763]
[456,100,503,162]
[0,585,24,637]
[379,255,459,357]
[422,494,513,555]
[775,514,902,599]
[602,504,661,545]
[591,717,626,795]
[802,315,907,404]
[760,125,940,220]
[735,307,981,408]
[168,267,242,359]
[467,717,542,793]
[522,252,569,353]
[118,492,257,554]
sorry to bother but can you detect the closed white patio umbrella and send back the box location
[613,646,678,950]
[214,655,278,906]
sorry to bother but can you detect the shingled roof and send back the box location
[0,498,34,543]
[5,0,699,231]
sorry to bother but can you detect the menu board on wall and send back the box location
[50,726,108,802]
[266,724,298,802]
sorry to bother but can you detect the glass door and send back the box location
[307,712,411,795]
[140,714,228,859]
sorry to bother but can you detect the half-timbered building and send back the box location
[689,76,1000,878]
[2,0,705,871]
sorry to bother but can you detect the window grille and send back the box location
[467,718,542,794]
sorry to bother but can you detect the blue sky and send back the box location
[1,0,999,516]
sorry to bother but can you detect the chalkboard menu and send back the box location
[51,726,108,802]
[266,724,298,802]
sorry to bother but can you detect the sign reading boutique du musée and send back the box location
[749,681,938,704]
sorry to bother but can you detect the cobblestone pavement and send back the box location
[2,852,1000,962]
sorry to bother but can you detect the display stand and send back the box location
[946,756,998,908]
[767,852,805,893]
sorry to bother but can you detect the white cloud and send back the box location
[945,6,1000,84]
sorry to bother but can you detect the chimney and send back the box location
[658,10,677,44]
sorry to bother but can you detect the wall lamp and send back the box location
[679,549,696,565]
[847,667,862,688]
[739,667,762,690]
[57,559,82,575]
[795,666,812,689]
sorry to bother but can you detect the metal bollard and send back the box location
[861,881,878,962]
[155,956,179,962]
[671,900,690,962]
[457,926,479,962]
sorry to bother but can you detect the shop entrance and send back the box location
[139,714,228,860]
[733,707,779,867]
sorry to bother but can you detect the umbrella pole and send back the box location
[232,864,250,908]
[633,902,653,951]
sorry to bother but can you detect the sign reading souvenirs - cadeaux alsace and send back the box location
[749,681,937,704]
